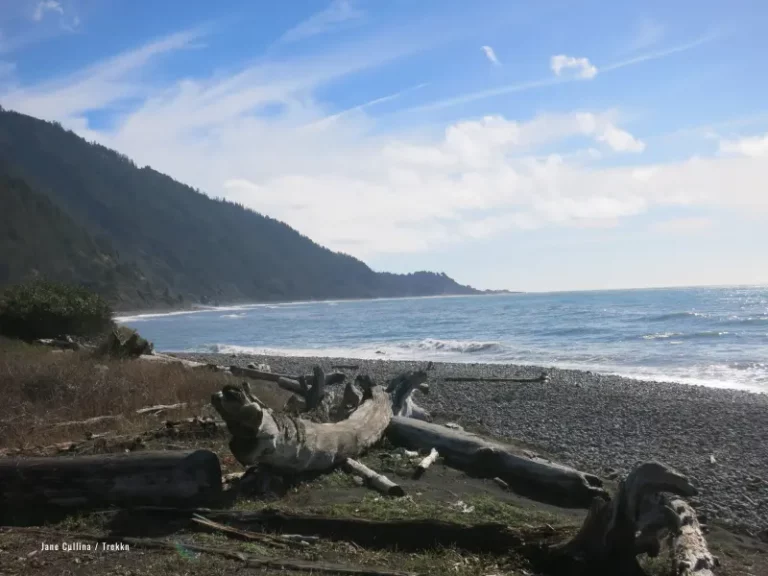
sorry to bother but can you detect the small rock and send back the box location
[352,476,364,487]
[444,422,464,431]
[709,455,717,465]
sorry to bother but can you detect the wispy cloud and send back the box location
[626,18,665,53]
[279,0,363,44]
[1,28,208,121]
[308,83,429,129]
[33,0,64,22]
[601,33,718,72]
[481,45,500,66]
[403,34,716,116]
[550,54,598,79]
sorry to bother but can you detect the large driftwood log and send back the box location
[211,379,392,472]
[554,462,715,576]
[386,416,607,508]
[0,450,222,518]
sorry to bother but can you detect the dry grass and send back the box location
[0,337,288,450]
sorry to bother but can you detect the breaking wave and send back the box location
[398,338,504,354]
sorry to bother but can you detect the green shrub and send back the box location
[0,280,114,341]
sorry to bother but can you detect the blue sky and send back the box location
[2,0,768,292]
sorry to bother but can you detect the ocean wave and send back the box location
[399,338,504,354]
[221,313,246,319]
[644,311,709,322]
[642,332,682,340]
[641,331,732,341]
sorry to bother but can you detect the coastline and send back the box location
[112,291,523,317]
[175,351,768,536]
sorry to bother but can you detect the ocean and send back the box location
[116,286,768,393]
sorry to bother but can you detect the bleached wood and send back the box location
[342,458,405,497]
[211,380,392,472]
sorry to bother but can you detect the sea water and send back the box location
[117,286,768,393]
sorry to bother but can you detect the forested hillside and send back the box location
[0,108,483,310]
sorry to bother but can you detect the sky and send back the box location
[1,0,768,292]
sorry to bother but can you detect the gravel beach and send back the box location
[176,352,768,535]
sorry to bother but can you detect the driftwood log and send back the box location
[554,461,715,575]
[211,379,392,472]
[386,370,431,421]
[0,450,222,519]
[342,458,405,497]
[386,416,607,508]
[413,448,439,479]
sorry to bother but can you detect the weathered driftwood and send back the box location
[413,448,439,479]
[342,458,405,497]
[97,329,153,357]
[139,353,219,370]
[554,461,714,576]
[442,373,548,383]
[191,513,318,548]
[211,379,392,472]
[52,414,124,427]
[12,527,415,576]
[136,402,187,415]
[386,416,607,508]
[0,450,222,516]
[387,371,431,421]
[35,337,80,351]
[672,498,717,576]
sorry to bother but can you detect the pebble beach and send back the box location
[176,352,768,537]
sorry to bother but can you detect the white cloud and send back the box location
[33,1,64,22]
[596,124,645,153]
[481,45,500,66]
[550,54,597,79]
[279,0,363,44]
[719,133,768,158]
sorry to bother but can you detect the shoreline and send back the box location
[175,351,768,535]
[113,291,523,317]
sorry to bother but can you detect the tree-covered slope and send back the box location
[0,109,481,310]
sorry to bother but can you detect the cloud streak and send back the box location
[278,0,363,44]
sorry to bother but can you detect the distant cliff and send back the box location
[0,109,487,310]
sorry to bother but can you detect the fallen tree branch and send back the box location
[413,448,439,480]
[342,458,405,497]
[5,527,415,576]
[191,513,318,548]
[52,414,123,427]
[136,403,187,415]
[386,416,607,508]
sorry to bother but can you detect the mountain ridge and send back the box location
[0,108,505,310]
